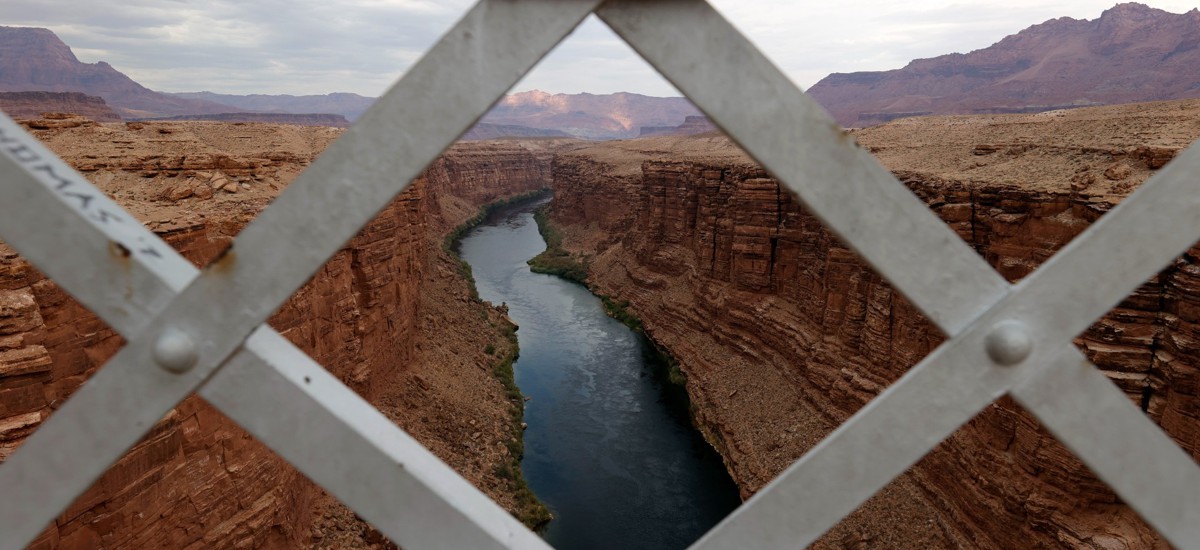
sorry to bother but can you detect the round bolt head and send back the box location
[985,320,1033,366]
[154,328,198,373]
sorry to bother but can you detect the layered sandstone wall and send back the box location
[0,92,122,122]
[0,119,558,549]
[3,196,422,549]
[545,102,1200,548]
[422,140,557,236]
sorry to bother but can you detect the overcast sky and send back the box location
[6,1,1199,98]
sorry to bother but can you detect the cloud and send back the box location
[5,1,1198,96]
[512,15,680,97]
[6,0,471,95]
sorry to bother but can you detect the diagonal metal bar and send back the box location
[0,116,195,331]
[173,0,599,344]
[599,0,1200,412]
[676,127,1200,547]
[202,328,554,550]
[1012,348,1200,548]
[0,115,205,548]
[999,142,1200,342]
[597,0,1008,336]
[597,3,1200,547]
[1,1,1198,549]
[0,1,599,546]
[678,134,1200,546]
[685,310,1021,549]
[0,111,549,548]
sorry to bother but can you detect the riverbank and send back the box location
[530,204,694,413]
[446,193,553,529]
[460,202,740,549]
[542,111,1200,547]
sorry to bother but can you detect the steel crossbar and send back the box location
[1013,349,1200,536]
[0,113,551,550]
[1,0,1199,549]
[0,0,596,547]
[599,2,1200,547]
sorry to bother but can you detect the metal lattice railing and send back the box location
[2,1,1200,548]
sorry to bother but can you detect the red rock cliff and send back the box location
[0,120,557,549]
[546,101,1200,548]
[0,92,122,122]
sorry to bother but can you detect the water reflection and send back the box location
[458,201,740,550]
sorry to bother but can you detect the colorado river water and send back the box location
[457,199,741,550]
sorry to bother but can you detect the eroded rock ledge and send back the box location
[545,100,1200,548]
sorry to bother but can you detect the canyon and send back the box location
[1,95,1199,549]
[543,100,1200,548]
[0,117,558,548]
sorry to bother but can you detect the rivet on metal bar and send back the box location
[153,328,198,374]
[984,320,1032,366]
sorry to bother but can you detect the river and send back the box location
[457,199,741,550]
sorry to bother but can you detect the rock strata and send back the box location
[638,115,717,137]
[0,92,121,122]
[546,99,1200,548]
[0,120,562,549]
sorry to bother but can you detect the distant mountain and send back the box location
[808,3,1200,127]
[0,26,244,118]
[461,122,571,140]
[481,90,702,139]
[171,90,702,140]
[638,115,717,137]
[169,91,375,122]
[1,26,700,138]
[139,112,350,127]
[0,91,121,121]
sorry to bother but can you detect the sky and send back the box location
[5,0,1199,98]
